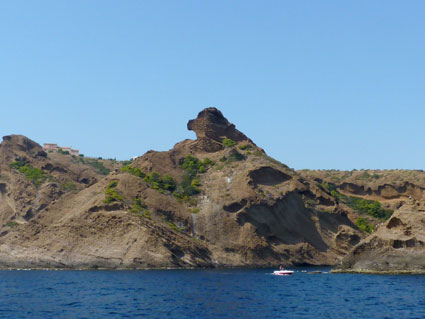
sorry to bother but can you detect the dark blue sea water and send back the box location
[0,267,424,319]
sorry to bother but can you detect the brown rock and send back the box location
[0,109,364,269]
[334,202,425,273]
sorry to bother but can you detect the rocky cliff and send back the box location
[298,169,425,273]
[333,199,425,274]
[0,108,365,269]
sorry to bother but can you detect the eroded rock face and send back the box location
[0,108,364,269]
[187,108,255,153]
[0,135,119,228]
[334,200,425,273]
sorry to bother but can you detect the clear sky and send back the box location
[1,1,425,170]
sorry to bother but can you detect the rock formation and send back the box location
[333,198,425,274]
[0,109,365,269]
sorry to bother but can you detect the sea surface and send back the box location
[0,267,424,319]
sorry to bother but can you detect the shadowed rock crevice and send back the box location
[237,193,330,252]
[223,199,247,213]
[248,166,292,187]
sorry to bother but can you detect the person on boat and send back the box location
[279,265,284,270]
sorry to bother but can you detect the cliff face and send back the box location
[333,199,425,273]
[298,169,425,273]
[0,109,364,269]
[298,169,425,211]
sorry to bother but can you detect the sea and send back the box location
[0,267,424,319]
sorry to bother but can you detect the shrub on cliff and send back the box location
[173,155,214,199]
[121,165,146,178]
[144,172,176,192]
[104,180,125,204]
[9,161,47,186]
[84,159,110,175]
[222,138,237,147]
[355,218,374,233]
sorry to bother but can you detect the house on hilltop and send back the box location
[43,143,79,156]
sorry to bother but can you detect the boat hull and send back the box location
[273,270,294,276]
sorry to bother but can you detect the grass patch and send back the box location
[9,161,47,186]
[62,181,77,191]
[5,221,18,228]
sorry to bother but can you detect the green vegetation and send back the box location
[79,158,110,175]
[5,221,18,228]
[144,172,176,192]
[345,196,393,220]
[121,165,146,178]
[130,198,151,219]
[238,144,252,150]
[121,164,176,194]
[222,138,237,147]
[119,154,213,201]
[167,221,179,231]
[356,217,374,233]
[121,160,132,166]
[103,180,125,204]
[173,155,214,199]
[252,150,264,156]
[318,182,393,220]
[189,207,200,214]
[57,148,70,155]
[180,154,214,176]
[9,161,47,186]
[358,171,382,181]
[318,181,337,193]
[220,150,245,164]
[62,181,77,191]
[166,220,185,232]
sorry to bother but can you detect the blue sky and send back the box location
[1,1,425,170]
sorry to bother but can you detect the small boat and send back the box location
[273,270,294,276]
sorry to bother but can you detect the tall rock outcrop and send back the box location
[186,107,256,153]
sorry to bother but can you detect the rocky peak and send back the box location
[187,107,253,144]
[1,135,41,155]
